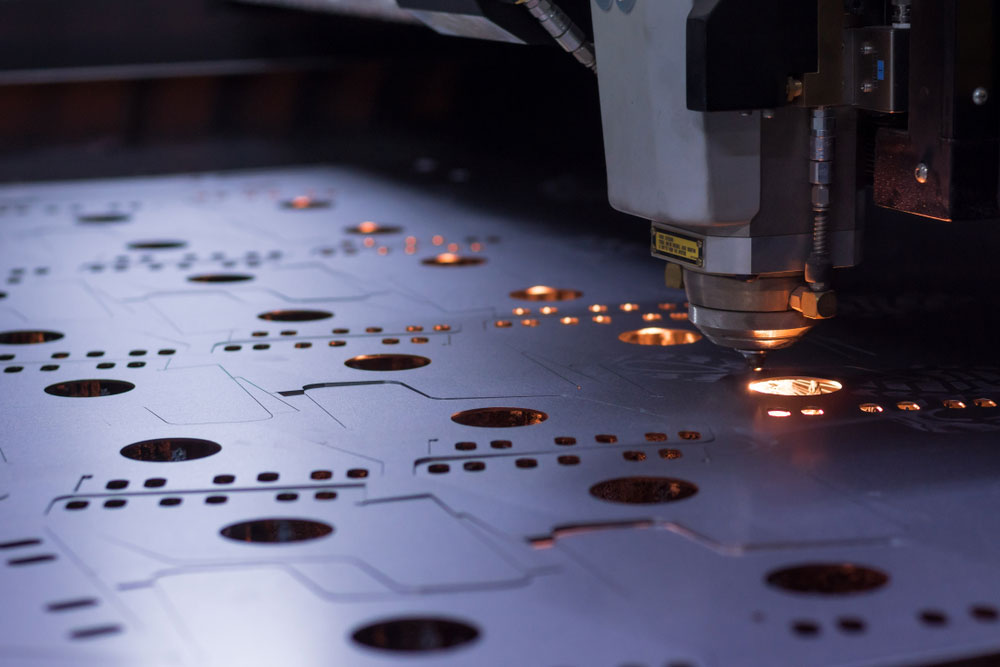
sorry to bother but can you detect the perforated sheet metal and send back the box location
[1,166,999,667]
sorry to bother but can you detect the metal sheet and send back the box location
[1,166,999,666]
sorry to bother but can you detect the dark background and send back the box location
[2,0,999,359]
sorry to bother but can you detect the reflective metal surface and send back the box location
[2,166,1000,666]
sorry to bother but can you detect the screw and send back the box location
[860,43,875,55]
[973,87,989,105]
[914,163,929,184]
[860,82,874,94]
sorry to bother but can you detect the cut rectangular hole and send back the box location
[47,598,99,613]
[0,538,41,550]
[8,554,57,566]
[70,624,123,640]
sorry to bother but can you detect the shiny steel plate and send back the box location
[1,166,999,667]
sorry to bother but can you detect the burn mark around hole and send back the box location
[345,354,431,371]
[120,438,221,462]
[220,518,333,544]
[421,254,486,267]
[509,286,582,302]
[618,328,702,346]
[589,476,698,504]
[44,379,134,398]
[352,617,480,653]
[766,564,889,595]
[451,407,548,428]
[0,330,64,345]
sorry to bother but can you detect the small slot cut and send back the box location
[0,538,41,550]
[47,598,99,613]
[69,624,123,640]
[8,554,57,566]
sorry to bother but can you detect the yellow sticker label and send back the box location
[654,231,702,265]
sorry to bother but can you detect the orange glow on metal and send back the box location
[896,401,920,411]
[767,410,792,418]
[657,302,678,311]
[433,324,451,331]
[512,307,531,316]
[747,377,843,397]
[521,319,539,327]
[540,306,558,315]
[589,304,607,313]
[618,327,703,346]
[669,312,689,320]
[943,399,967,409]
[859,403,883,413]
[470,242,483,252]
[495,320,512,328]
[560,317,579,325]
[446,243,459,253]
[358,221,379,234]
[974,398,998,408]
[619,303,639,312]
[801,407,824,416]
[377,246,389,255]
[290,195,312,209]
[363,237,376,248]
[642,313,663,321]
[592,315,612,324]
[432,235,444,246]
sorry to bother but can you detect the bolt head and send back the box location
[973,87,989,105]
[914,163,929,184]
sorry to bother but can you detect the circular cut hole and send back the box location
[792,620,821,638]
[589,476,698,504]
[347,221,401,235]
[282,196,331,210]
[919,610,949,627]
[127,240,186,250]
[188,274,254,283]
[451,407,548,428]
[766,564,889,595]
[422,253,485,267]
[837,617,867,634]
[747,377,843,397]
[509,286,582,302]
[618,327,702,346]
[220,518,333,544]
[0,330,64,345]
[345,354,431,371]
[860,403,884,413]
[623,450,646,462]
[258,310,332,322]
[463,461,485,472]
[352,617,479,653]
[120,438,221,462]
[78,212,130,223]
[971,605,999,621]
[45,379,134,398]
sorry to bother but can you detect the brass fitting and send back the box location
[789,286,837,319]
[664,263,685,289]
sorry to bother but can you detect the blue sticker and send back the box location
[877,60,885,81]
